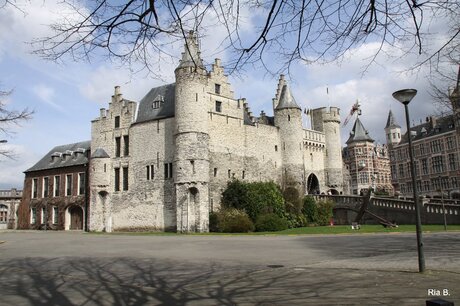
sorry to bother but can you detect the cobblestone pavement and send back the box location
[0,231,459,305]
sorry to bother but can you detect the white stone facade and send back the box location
[88,32,344,232]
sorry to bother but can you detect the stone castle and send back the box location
[88,31,344,232]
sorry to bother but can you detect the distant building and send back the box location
[386,69,460,198]
[343,117,393,195]
[17,141,90,230]
[0,188,22,229]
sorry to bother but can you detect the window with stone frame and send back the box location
[215,84,221,94]
[164,163,173,179]
[114,116,120,128]
[123,167,129,191]
[421,158,428,175]
[0,205,7,223]
[32,178,38,199]
[53,206,59,224]
[432,156,444,173]
[446,136,455,150]
[43,177,49,198]
[123,135,129,156]
[78,173,85,195]
[146,165,154,180]
[215,101,222,113]
[66,174,72,196]
[448,153,457,170]
[114,168,120,191]
[54,175,60,197]
[30,207,36,224]
[115,137,121,157]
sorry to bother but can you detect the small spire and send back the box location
[275,84,301,110]
[385,110,401,129]
[177,30,204,69]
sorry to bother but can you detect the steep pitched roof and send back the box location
[385,110,401,129]
[135,83,176,124]
[25,141,91,173]
[275,84,301,110]
[91,148,110,158]
[399,115,455,144]
[346,117,374,144]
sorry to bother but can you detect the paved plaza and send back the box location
[0,231,459,305]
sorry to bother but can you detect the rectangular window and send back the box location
[215,101,222,112]
[146,165,150,180]
[54,176,60,197]
[114,168,120,191]
[41,207,46,224]
[66,174,72,196]
[32,178,38,199]
[228,169,231,178]
[213,168,217,177]
[31,208,36,224]
[215,84,221,94]
[53,206,58,224]
[43,177,49,198]
[123,135,129,156]
[115,137,121,157]
[123,167,129,191]
[164,163,173,179]
[432,156,444,173]
[115,116,120,128]
[147,165,155,180]
[78,173,85,195]
[421,159,428,175]
[448,153,457,170]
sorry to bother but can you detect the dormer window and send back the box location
[152,95,164,109]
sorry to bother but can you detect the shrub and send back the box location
[221,180,249,210]
[209,212,219,232]
[255,213,289,232]
[212,208,254,233]
[283,187,303,215]
[222,180,285,222]
[316,200,335,226]
[245,181,285,221]
[284,212,308,228]
[302,196,318,224]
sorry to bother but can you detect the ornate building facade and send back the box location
[343,117,393,195]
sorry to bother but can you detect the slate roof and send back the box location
[135,83,176,124]
[346,117,374,144]
[25,141,91,173]
[399,115,455,144]
[275,84,301,110]
[91,148,110,158]
[385,110,401,129]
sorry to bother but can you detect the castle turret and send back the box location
[384,110,401,147]
[274,79,304,191]
[174,31,210,233]
[311,107,343,192]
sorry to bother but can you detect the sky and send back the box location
[0,1,453,189]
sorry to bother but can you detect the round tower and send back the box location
[311,107,343,192]
[384,110,401,148]
[274,82,304,192]
[174,31,210,233]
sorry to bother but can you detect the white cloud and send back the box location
[31,84,64,111]
[0,144,39,188]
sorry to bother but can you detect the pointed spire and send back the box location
[346,117,374,144]
[177,30,204,69]
[385,110,401,129]
[275,84,301,110]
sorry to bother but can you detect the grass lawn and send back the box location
[91,224,460,236]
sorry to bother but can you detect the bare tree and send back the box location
[30,0,459,76]
[428,63,460,116]
[0,88,34,159]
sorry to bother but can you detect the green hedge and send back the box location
[255,213,288,232]
[209,208,254,233]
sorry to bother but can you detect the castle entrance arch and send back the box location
[67,206,83,230]
[307,174,320,194]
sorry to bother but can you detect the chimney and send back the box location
[100,108,106,118]
[429,116,437,128]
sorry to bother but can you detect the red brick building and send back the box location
[17,141,90,230]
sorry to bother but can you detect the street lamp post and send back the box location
[438,176,447,231]
[392,89,425,273]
